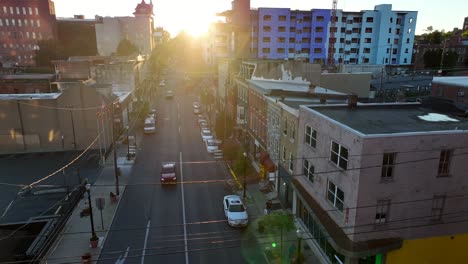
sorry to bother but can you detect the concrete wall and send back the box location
[320,72,371,98]
[296,106,364,238]
[354,132,468,242]
[0,83,112,154]
[279,104,299,176]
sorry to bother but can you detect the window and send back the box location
[302,37,310,43]
[262,48,270,53]
[316,16,324,22]
[277,48,285,53]
[303,27,311,33]
[16,7,20,15]
[314,48,322,54]
[396,29,400,34]
[388,28,392,33]
[404,58,407,63]
[3,6,7,14]
[327,181,344,211]
[330,27,337,33]
[263,15,271,21]
[289,153,294,172]
[0,19,2,26]
[390,17,393,23]
[283,119,288,135]
[366,17,374,23]
[364,38,372,43]
[303,160,314,182]
[282,146,286,161]
[363,48,370,53]
[37,20,40,27]
[409,18,413,23]
[11,19,15,26]
[288,48,294,53]
[278,37,285,43]
[291,125,295,140]
[289,37,295,43]
[303,16,311,22]
[340,27,345,33]
[431,195,445,221]
[315,27,323,32]
[31,20,34,27]
[408,28,412,34]
[29,7,32,15]
[262,37,270,43]
[22,7,26,15]
[330,141,348,170]
[406,38,410,44]
[315,37,322,43]
[18,19,22,27]
[340,38,344,43]
[5,19,9,26]
[365,28,372,33]
[404,48,409,53]
[381,153,396,180]
[438,150,452,176]
[10,6,13,14]
[290,27,296,32]
[35,7,39,15]
[278,26,286,32]
[352,28,360,33]
[394,39,398,45]
[375,200,391,224]
[279,15,286,21]
[263,26,271,32]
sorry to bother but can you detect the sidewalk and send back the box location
[227,168,320,264]
[44,138,140,263]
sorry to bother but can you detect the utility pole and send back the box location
[68,106,77,150]
[111,102,120,196]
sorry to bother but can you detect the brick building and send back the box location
[0,0,57,67]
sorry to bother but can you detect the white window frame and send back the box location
[28,7,32,15]
[330,140,348,170]
[305,125,317,148]
[37,20,40,27]
[431,195,445,221]
[303,159,314,182]
[282,146,286,162]
[375,199,391,224]
[22,7,26,15]
[327,180,344,212]
[289,153,294,172]
[381,153,396,180]
[438,150,452,176]
[35,7,39,15]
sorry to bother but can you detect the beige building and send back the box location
[95,1,154,56]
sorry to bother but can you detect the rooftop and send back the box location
[433,77,468,88]
[307,103,468,135]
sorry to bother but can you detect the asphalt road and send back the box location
[98,74,259,264]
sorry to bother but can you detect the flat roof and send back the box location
[307,103,468,135]
[433,77,468,88]
[249,79,309,93]
[0,93,61,100]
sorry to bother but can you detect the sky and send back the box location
[53,0,467,37]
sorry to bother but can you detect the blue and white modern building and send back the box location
[208,2,417,65]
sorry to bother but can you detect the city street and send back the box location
[98,74,257,264]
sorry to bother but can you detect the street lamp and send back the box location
[85,182,97,240]
[126,125,130,160]
[296,229,303,263]
[243,152,247,199]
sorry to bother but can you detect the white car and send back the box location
[223,195,248,227]
[205,139,219,153]
[194,108,200,114]
[144,117,156,134]
[201,129,213,141]
[193,102,200,108]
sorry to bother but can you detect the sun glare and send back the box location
[175,7,217,37]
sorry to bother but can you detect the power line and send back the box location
[8,213,468,264]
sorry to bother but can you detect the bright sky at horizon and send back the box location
[53,0,467,37]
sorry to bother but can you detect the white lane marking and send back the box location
[141,220,151,264]
[115,246,130,264]
[180,152,189,264]
[1,200,14,217]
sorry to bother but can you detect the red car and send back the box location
[160,162,177,185]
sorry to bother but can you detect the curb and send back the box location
[226,163,243,189]
[98,185,126,252]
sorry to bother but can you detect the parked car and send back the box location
[193,102,200,108]
[223,195,248,227]
[144,117,156,134]
[194,108,200,114]
[160,162,177,184]
[201,129,213,141]
[149,108,157,119]
[205,139,220,153]
[166,90,174,99]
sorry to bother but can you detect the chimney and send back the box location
[347,94,358,109]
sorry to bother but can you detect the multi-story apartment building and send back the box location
[211,1,417,66]
[294,102,468,263]
[0,0,57,67]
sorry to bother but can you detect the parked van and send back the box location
[144,117,156,134]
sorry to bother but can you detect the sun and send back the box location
[176,7,217,36]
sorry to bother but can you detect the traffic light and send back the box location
[271,242,277,248]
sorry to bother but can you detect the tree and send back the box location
[258,212,295,261]
[115,39,139,56]
[34,39,66,67]
[462,31,468,39]
[423,49,459,69]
